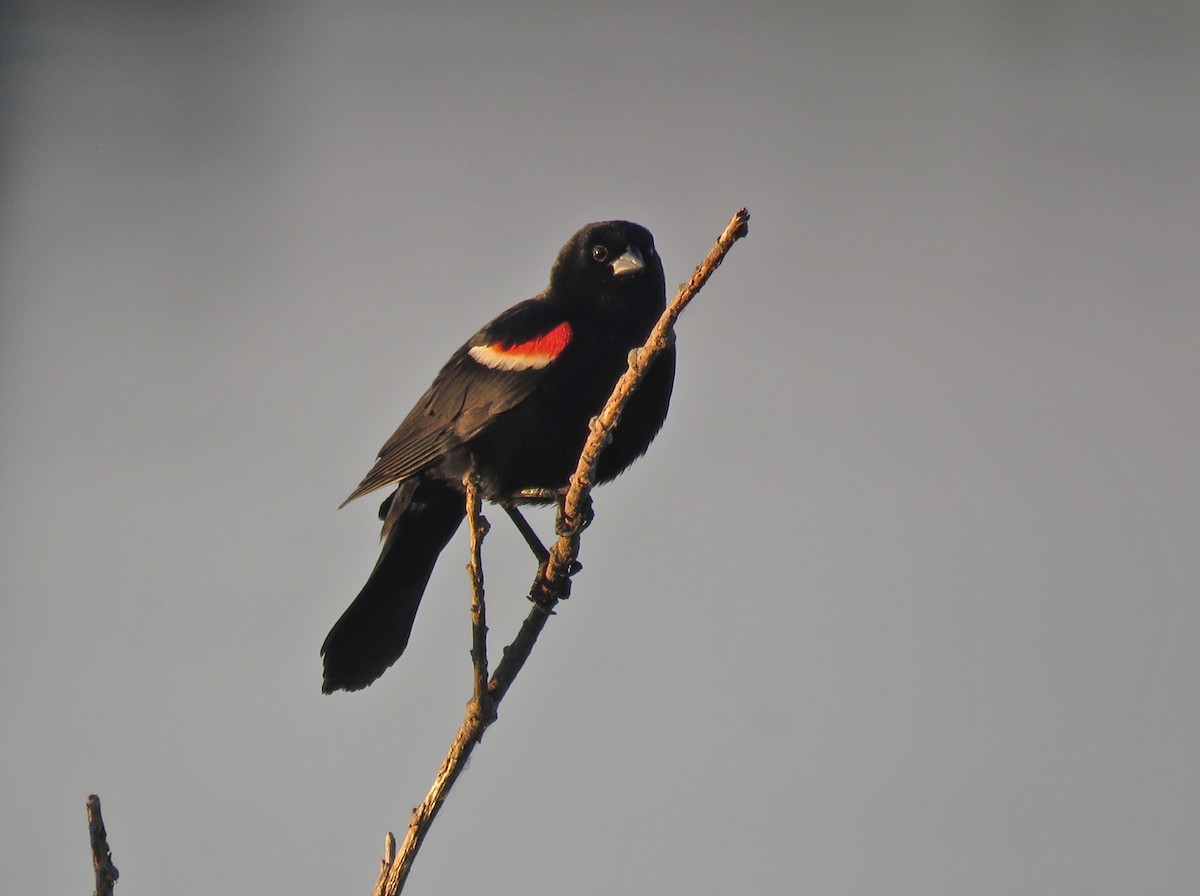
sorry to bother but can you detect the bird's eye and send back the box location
[591,245,609,263]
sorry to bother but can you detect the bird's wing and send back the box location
[340,298,575,506]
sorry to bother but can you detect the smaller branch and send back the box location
[464,475,492,706]
[372,833,396,896]
[374,478,497,896]
[86,794,119,896]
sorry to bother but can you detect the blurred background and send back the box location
[2,2,1198,893]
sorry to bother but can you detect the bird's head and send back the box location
[548,220,666,317]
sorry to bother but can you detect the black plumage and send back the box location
[322,221,674,693]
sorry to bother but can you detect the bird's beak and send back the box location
[610,243,645,277]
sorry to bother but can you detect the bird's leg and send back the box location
[503,503,584,588]
[503,505,550,565]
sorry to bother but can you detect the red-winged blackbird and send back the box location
[322,221,675,693]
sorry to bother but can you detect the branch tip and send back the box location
[730,208,750,239]
[87,794,119,896]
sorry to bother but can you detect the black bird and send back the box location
[322,221,675,693]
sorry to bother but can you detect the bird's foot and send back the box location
[528,563,574,607]
[555,492,594,538]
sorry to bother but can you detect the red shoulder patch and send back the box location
[468,321,573,371]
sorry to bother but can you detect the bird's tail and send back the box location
[321,477,465,693]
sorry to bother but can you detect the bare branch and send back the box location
[86,795,119,896]
[465,476,491,705]
[374,476,497,895]
[372,833,396,896]
[371,208,750,894]
[490,207,751,700]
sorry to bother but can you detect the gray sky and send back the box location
[3,2,1199,893]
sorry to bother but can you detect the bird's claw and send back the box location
[526,555,583,606]
[529,568,570,607]
[555,493,594,538]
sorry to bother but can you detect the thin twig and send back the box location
[372,208,750,895]
[373,833,396,896]
[87,794,119,896]
[464,475,491,704]
[374,478,497,896]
